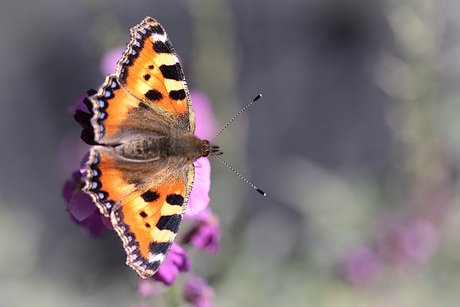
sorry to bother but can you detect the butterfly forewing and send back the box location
[117,17,195,132]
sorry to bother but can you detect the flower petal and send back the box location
[190,91,218,140]
[186,158,211,217]
[69,190,97,221]
[152,243,190,286]
[184,275,215,307]
[183,208,220,254]
[100,46,125,75]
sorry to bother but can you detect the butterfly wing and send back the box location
[84,145,194,278]
[82,17,197,278]
[111,164,194,278]
[90,17,195,146]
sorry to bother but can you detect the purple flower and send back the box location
[341,247,382,284]
[152,243,191,285]
[62,170,111,238]
[183,208,220,254]
[186,158,212,217]
[401,219,438,263]
[62,170,84,203]
[378,218,438,267]
[137,279,166,297]
[190,90,218,140]
[100,46,125,75]
[184,275,215,307]
[68,93,90,114]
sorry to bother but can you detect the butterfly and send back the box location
[76,17,222,278]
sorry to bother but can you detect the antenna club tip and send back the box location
[253,94,262,102]
[256,188,267,196]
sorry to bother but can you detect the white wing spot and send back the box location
[149,253,165,264]
[152,33,167,43]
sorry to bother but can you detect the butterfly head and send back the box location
[201,140,223,157]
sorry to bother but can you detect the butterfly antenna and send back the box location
[211,94,263,143]
[215,156,266,196]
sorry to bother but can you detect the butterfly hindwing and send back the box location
[111,164,194,278]
[84,145,171,216]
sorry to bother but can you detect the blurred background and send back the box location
[1,0,460,306]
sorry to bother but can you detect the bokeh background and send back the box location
[2,0,460,306]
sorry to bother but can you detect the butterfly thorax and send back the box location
[114,131,221,162]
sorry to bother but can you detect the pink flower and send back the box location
[342,247,382,284]
[183,208,221,254]
[63,170,111,238]
[402,219,438,263]
[378,218,438,267]
[137,279,166,297]
[186,158,212,217]
[152,243,191,285]
[190,90,218,140]
[184,275,215,307]
[100,46,125,75]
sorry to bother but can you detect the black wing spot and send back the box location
[145,89,163,101]
[156,214,182,233]
[151,25,164,35]
[140,211,147,218]
[169,89,186,100]
[149,241,170,254]
[141,190,160,202]
[166,194,184,206]
[153,41,173,53]
[144,74,151,81]
[159,63,183,81]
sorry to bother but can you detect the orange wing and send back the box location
[84,145,194,278]
[111,166,194,278]
[89,17,195,145]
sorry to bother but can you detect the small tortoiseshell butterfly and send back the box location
[79,17,222,278]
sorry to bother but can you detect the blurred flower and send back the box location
[68,93,90,114]
[184,275,215,307]
[62,170,111,238]
[183,208,220,255]
[341,217,440,285]
[341,247,382,284]
[137,279,166,297]
[186,158,211,217]
[152,243,191,286]
[190,90,218,140]
[378,218,438,268]
[402,219,438,263]
[100,46,125,75]
[62,170,83,204]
